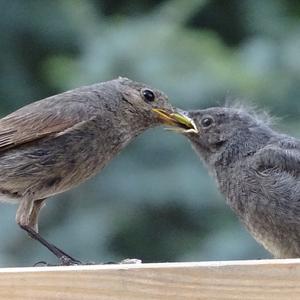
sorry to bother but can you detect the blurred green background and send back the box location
[1,0,300,267]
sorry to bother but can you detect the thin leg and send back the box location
[16,197,82,265]
[19,224,81,265]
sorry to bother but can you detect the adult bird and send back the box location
[171,105,300,258]
[0,77,196,265]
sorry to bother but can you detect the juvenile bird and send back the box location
[172,105,300,258]
[0,77,195,265]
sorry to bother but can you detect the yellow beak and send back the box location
[152,109,198,133]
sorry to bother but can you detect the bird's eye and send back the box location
[201,117,214,128]
[141,89,155,102]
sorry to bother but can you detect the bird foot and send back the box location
[59,255,82,266]
[34,258,142,267]
[33,257,95,267]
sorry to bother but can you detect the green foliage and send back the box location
[1,0,299,266]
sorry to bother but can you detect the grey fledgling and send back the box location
[0,77,195,265]
[176,105,300,258]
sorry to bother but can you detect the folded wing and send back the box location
[0,92,100,152]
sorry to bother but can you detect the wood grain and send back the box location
[0,259,300,300]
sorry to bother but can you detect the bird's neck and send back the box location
[94,102,155,156]
[117,101,156,136]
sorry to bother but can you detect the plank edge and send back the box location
[1,258,300,273]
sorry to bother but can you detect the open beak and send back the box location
[152,109,198,133]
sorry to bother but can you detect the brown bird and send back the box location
[0,77,196,265]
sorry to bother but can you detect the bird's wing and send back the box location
[278,137,300,151]
[253,147,300,175]
[0,93,100,152]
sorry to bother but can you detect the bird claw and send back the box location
[33,258,142,267]
[33,256,90,267]
[33,261,51,267]
[59,255,82,266]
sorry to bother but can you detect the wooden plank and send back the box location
[0,259,300,300]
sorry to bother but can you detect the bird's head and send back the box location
[168,106,273,165]
[116,77,198,131]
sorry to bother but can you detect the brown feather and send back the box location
[0,93,100,151]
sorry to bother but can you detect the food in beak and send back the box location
[152,109,198,133]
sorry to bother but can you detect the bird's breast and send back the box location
[0,120,138,200]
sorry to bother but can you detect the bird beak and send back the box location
[152,109,198,133]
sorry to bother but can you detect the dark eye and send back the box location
[141,89,155,102]
[201,117,213,128]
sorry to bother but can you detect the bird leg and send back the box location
[27,199,46,232]
[16,198,82,266]
[19,224,82,265]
